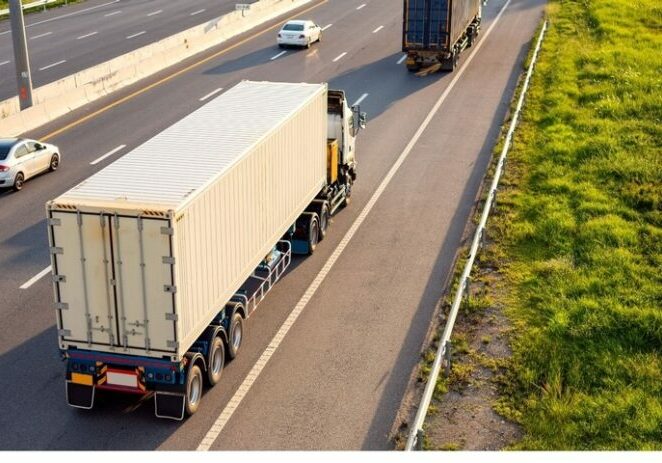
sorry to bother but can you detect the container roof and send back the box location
[52,81,325,212]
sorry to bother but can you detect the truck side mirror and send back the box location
[351,105,367,134]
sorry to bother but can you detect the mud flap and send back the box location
[66,381,95,409]
[154,392,185,421]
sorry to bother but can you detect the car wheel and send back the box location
[317,32,322,43]
[13,172,24,191]
[49,154,60,172]
[278,43,285,49]
[306,39,311,49]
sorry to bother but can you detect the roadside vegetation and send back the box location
[416,0,661,450]
[487,0,661,450]
[0,0,82,17]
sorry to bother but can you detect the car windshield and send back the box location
[283,23,304,31]
[0,139,17,161]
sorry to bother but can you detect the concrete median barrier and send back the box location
[0,0,315,136]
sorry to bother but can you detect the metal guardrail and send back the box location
[404,20,549,451]
[0,0,60,16]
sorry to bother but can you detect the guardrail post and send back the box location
[478,228,486,249]
[415,429,425,450]
[443,340,452,377]
[463,277,471,303]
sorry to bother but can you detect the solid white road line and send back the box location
[199,87,224,102]
[196,0,514,451]
[76,31,98,40]
[0,60,10,66]
[39,60,66,71]
[356,3,366,10]
[332,52,347,62]
[397,54,407,64]
[30,31,53,40]
[352,93,368,106]
[126,31,146,39]
[90,144,126,165]
[372,25,383,33]
[20,266,52,290]
[190,9,206,16]
[321,23,333,31]
[270,50,287,61]
[147,9,162,17]
[105,10,122,17]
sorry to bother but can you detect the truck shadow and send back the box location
[359,39,532,449]
[326,53,447,121]
[0,326,180,450]
[0,219,49,269]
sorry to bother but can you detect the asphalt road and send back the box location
[0,0,546,450]
[0,0,258,100]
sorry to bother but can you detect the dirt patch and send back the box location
[423,289,522,450]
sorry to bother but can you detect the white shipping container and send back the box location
[48,81,328,361]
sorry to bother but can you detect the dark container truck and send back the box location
[403,0,482,72]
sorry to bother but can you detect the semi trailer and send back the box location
[47,80,366,420]
[403,0,482,72]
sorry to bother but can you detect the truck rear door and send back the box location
[49,210,178,355]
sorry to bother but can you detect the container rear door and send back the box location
[404,0,450,49]
[51,211,119,348]
[111,215,177,353]
[51,211,177,355]
[404,0,427,48]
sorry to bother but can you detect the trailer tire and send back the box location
[185,365,203,416]
[307,214,319,254]
[228,312,244,359]
[206,336,225,386]
[318,202,330,240]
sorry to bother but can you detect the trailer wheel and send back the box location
[307,214,319,254]
[206,336,225,386]
[228,312,244,359]
[185,365,203,416]
[318,202,330,240]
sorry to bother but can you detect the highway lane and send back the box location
[0,0,545,449]
[0,0,258,100]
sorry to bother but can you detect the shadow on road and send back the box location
[359,39,532,449]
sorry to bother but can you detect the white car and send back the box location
[0,138,60,191]
[277,20,322,49]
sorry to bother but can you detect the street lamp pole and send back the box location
[9,0,34,109]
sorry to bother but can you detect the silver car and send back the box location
[0,138,60,191]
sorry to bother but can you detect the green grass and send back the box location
[0,0,83,16]
[491,0,662,450]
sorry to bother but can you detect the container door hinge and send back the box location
[48,218,61,226]
[53,274,66,283]
[58,329,71,337]
[164,285,177,293]
[55,302,69,311]
[162,256,175,265]
[50,246,63,255]
[160,226,174,236]
[165,313,178,321]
